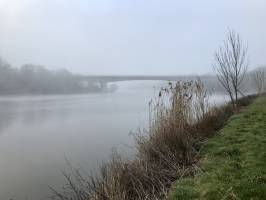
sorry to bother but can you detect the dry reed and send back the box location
[50,80,255,200]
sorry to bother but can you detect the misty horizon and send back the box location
[0,57,222,76]
[0,0,265,75]
[0,1,265,199]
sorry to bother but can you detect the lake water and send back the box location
[0,81,228,200]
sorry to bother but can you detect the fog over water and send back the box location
[0,0,264,199]
[0,81,227,199]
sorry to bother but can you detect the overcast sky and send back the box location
[0,0,265,75]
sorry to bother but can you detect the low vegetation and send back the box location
[169,96,266,200]
[49,31,262,200]
[51,80,256,200]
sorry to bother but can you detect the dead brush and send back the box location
[50,80,229,200]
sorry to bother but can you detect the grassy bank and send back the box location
[169,96,266,200]
[51,82,256,200]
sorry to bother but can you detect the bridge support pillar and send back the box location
[100,81,108,91]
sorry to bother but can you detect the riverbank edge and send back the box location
[168,96,266,199]
[52,83,258,200]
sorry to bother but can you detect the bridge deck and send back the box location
[76,75,199,82]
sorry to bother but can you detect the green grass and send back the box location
[169,97,266,200]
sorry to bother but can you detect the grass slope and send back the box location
[169,97,266,200]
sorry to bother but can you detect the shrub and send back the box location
[50,81,254,200]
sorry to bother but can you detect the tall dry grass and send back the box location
[50,80,255,200]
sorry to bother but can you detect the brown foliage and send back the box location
[50,81,255,200]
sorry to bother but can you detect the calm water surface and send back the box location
[0,81,228,200]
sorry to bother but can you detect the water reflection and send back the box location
[0,101,18,134]
[0,82,228,199]
[0,84,155,200]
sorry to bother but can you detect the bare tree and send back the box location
[252,67,266,94]
[213,30,248,107]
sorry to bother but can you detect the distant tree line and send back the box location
[0,57,262,95]
[0,58,101,94]
[251,67,266,94]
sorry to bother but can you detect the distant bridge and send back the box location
[75,75,201,91]
[76,75,198,82]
